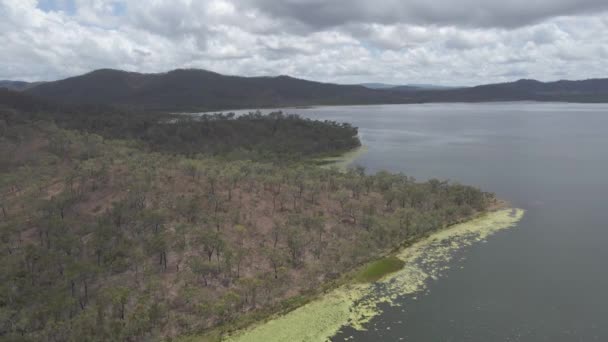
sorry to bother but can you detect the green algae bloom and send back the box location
[355,256,405,283]
[317,146,368,171]
[226,208,525,342]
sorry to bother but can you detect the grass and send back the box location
[354,256,405,283]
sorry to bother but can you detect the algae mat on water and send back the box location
[226,208,525,342]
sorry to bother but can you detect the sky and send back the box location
[1,0,608,86]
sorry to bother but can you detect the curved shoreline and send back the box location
[224,208,525,342]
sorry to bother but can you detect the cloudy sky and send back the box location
[1,0,608,85]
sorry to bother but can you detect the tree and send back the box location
[108,287,130,320]
[173,224,187,272]
[285,227,306,267]
[195,229,214,262]
[267,175,282,213]
[238,277,262,308]
[265,247,286,279]
[394,207,418,239]
[271,220,283,248]
[189,258,217,287]
[182,160,202,181]
[147,231,169,272]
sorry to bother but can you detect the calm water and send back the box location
[256,103,608,341]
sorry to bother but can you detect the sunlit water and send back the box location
[220,103,608,341]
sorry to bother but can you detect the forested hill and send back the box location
[0,89,360,160]
[396,78,608,103]
[0,80,41,91]
[21,69,608,110]
[0,83,498,340]
[25,69,408,111]
[0,88,60,112]
[0,110,494,341]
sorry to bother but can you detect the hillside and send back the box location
[0,99,494,340]
[23,69,608,111]
[0,80,32,91]
[0,80,45,91]
[395,78,608,102]
[1,88,361,161]
[26,69,408,111]
[0,88,62,113]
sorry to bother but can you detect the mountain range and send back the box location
[0,80,43,91]
[23,69,407,111]
[2,69,608,112]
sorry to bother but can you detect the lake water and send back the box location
[238,103,608,341]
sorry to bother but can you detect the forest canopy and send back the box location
[0,93,495,341]
[0,89,360,160]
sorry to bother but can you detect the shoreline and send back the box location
[226,208,525,342]
[173,100,608,115]
[179,136,516,342]
[314,145,369,171]
[185,207,525,342]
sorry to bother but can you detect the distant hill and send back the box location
[360,83,407,90]
[360,83,458,91]
[391,84,462,91]
[26,69,409,111]
[0,80,43,91]
[399,78,608,103]
[22,69,608,111]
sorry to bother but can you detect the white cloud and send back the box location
[0,0,607,86]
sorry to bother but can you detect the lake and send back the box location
[230,102,608,341]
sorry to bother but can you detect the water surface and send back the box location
[243,103,608,341]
